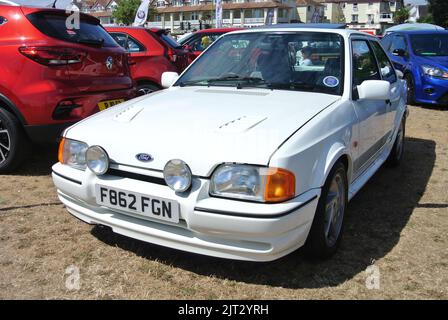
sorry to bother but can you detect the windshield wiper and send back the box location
[178,75,266,87]
[76,38,104,47]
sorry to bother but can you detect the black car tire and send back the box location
[0,108,29,173]
[405,73,416,105]
[386,118,406,167]
[305,161,348,259]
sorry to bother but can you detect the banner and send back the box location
[215,0,223,28]
[133,0,150,26]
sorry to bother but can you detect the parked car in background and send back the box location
[381,30,448,106]
[107,26,189,95]
[52,27,407,261]
[178,28,242,62]
[0,4,135,172]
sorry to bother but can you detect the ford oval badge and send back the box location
[136,153,153,162]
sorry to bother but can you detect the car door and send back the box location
[351,39,388,177]
[370,40,400,140]
[110,32,147,73]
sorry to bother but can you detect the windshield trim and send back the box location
[174,31,345,96]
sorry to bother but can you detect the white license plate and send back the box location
[95,185,179,223]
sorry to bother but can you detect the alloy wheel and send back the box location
[324,171,346,247]
[0,119,11,165]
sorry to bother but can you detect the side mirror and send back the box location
[392,48,406,57]
[161,72,179,88]
[356,80,391,101]
[396,69,404,79]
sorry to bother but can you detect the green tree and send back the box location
[428,0,448,28]
[393,7,410,24]
[417,14,434,24]
[112,0,157,26]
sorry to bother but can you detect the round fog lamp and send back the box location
[86,146,109,175]
[164,159,192,192]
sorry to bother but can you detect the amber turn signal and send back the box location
[58,137,65,164]
[264,168,296,203]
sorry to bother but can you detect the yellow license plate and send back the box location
[98,99,125,111]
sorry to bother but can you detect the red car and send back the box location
[106,26,190,95]
[178,28,243,61]
[0,4,135,172]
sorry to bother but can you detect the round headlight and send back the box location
[163,159,192,192]
[86,146,109,175]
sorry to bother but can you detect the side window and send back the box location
[110,32,128,49]
[110,33,145,52]
[370,41,397,83]
[190,35,215,52]
[352,40,380,86]
[390,35,407,53]
[381,34,392,51]
[127,36,145,52]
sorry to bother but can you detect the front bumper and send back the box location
[52,162,320,262]
[415,74,448,105]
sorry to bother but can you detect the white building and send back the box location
[149,0,299,30]
[319,0,404,34]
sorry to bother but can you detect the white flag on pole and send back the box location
[215,0,223,28]
[133,0,150,26]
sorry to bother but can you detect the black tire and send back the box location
[137,83,160,96]
[305,162,348,259]
[405,73,416,105]
[386,118,405,167]
[0,108,29,173]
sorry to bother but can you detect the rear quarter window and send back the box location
[26,12,117,47]
[0,16,7,26]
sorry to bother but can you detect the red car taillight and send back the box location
[19,46,85,66]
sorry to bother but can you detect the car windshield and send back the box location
[175,32,344,95]
[410,34,448,57]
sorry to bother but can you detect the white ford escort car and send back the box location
[52,26,407,261]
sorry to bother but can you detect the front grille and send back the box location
[106,168,167,186]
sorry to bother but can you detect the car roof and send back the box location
[259,23,347,29]
[227,27,375,39]
[196,28,242,34]
[387,29,448,35]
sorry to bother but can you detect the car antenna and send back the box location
[52,0,58,8]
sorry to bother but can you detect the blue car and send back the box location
[381,30,448,106]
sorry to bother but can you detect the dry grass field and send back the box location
[0,105,447,299]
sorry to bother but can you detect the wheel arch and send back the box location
[321,145,352,188]
[0,93,26,125]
